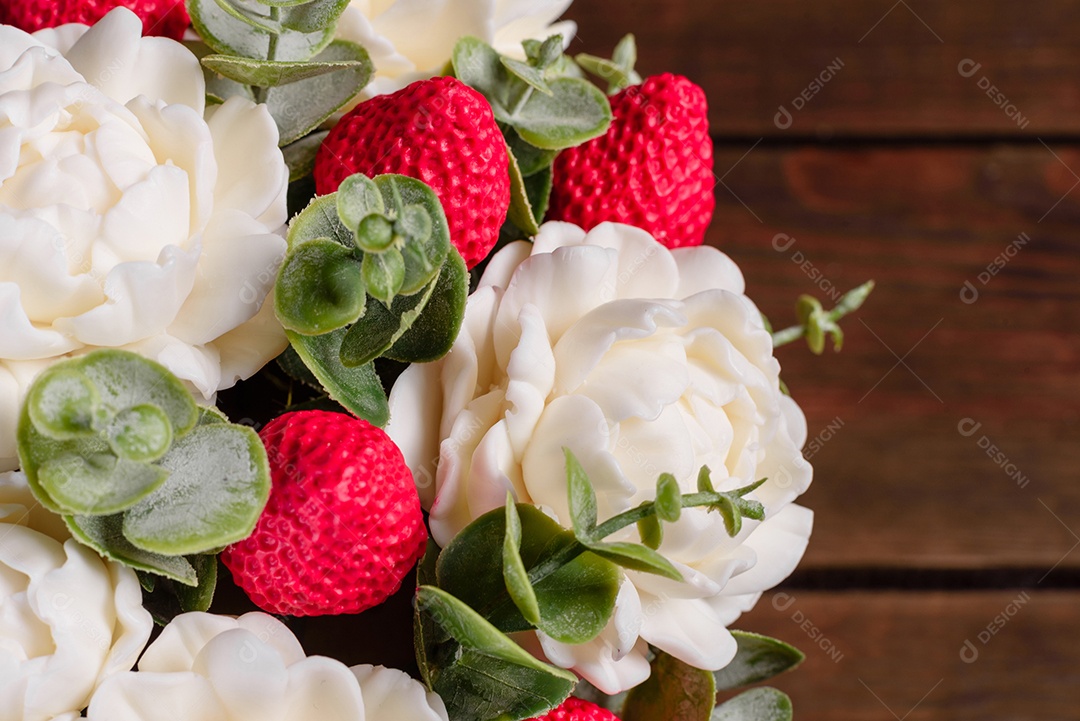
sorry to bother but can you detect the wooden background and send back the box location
[561,1,1079,718]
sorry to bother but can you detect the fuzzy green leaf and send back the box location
[105,405,173,463]
[524,166,553,223]
[189,0,335,62]
[564,449,598,540]
[711,688,793,721]
[501,56,553,95]
[336,174,385,231]
[655,473,683,522]
[506,138,542,236]
[38,454,169,516]
[177,554,219,612]
[201,53,367,87]
[361,247,406,306]
[120,424,270,555]
[287,194,352,249]
[65,514,198,585]
[374,175,451,294]
[509,77,613,150]
[385,249,468,363]
[505,127,559,176]
[275,238,366,335]
[338,269,439,367]
[437,504,620,644]
[279,0,351,33]
[265,41,372,144]
[415,586,578,721]
[585,540,683,581]
[503,495,542,626]
[713,632,805,690]
[623,651,717,721]
[286,329,389,425]
[636,511,663,550]
[26,367,101,440]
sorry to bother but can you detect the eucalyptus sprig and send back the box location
[770,280,875,354]
[186,0,372,166]
[275,172,468,426]
[16,350,270,603]
[414,450,781,721]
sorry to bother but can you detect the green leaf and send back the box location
[509,77,613,150]
[524,166,553,223]
[188,0,335,62]
[501,56,553,95]
[336,174,386,231]
[286,329,389,425]
[121,424,271,555]
[287,194,352,249]
[105,404,173,463]
[279,0,351,34]
[213,0,280,34]
[361,247,406,305]
[77,351,198,435]
[65,513,198,585]
[374,175,451,294]
[452,37,513,111]
[524,35,564,70]
[713,632,805,690]
[202,53,367,87]
[564,448,597,540]
[505,127,559,176]
[415,586,577,721]
[38,454,169,516]
[623,651,717,721]
[636,511,663,550]
[437,504,620,645]
[585,540,683,581]
[282,130,329,182]
[714,494,742,536]
[502,494,542,626]
[655,473,682,522]
[711,688,793,721]
[338,269,439,367]
[385,249,468,363]
[26,367,101,439]
[697,466,717,493]
[506,139,541,236]
[265,41,373,144]
[275,238,366,335]
[177,554,219,612]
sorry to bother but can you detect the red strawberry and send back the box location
[0,0,190,40]
[221,410,427,617]
[315,76,510,269]
[547,74,715,249]
[530,698,621,721]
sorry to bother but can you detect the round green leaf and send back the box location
[121,424,270,555]
[713,631,806,690]
[26,367,101,440]
[77,351,198,437]
[38,454,169,516]
[285,329,389,426]
[106,404,173,463]
[437,503,621,644]
[338,269,439,367]
[362,247,405,306]
[396,204,432,245]
[372,175,450,295]
[336,174,385,231]
[65,513,198,586]
[385,249,468,363]
[656,473,683,522]
[510,76,613,150]
[711,688,793,721]
[356,214,395,252]
[287,194,352,249]
[275,238,366,335]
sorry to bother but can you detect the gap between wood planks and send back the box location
[782,566,1080,591]
[710,134,1080,148]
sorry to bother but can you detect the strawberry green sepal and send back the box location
[16,350,270,610]
[274,173,468,426]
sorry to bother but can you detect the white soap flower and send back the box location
[0,471,153,721]
[337,0,576,96]
[387,221,814,693]
[86,611,448,721]
[0,8,290,470]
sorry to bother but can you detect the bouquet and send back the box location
[0,2,873,720]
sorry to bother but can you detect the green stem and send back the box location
[510,84,535,117]
[771,325,806,348]
[770,280,875,349]
[254,7,281,105]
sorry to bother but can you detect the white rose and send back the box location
[0,471,153,721]
[87,611,449,721]
[337,0,577,97]
[0,8,290,470]
[387,222,814,693]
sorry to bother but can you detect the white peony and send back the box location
[387,222,814,693]
[0,8,290,470]
[337,0,577,97]
[0,471,153,721]
[87,611,449,721]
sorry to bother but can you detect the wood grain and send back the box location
[564,1,1080,137]
[708,144,1080,568]
[736,590,1080,720]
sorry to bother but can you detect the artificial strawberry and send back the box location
[547,73,715,249]
[220,410,427,617]
[315,76,511,269]
[0,0,190,40]
[529,698,622,721]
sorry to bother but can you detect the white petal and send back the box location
[671,245,746,297]
[190,629,289,719]
[721,504,813,597]
[352,664,449,721]
[63,8,204,111]
[86,672,226,721]
[205,98,287,229]
[138,613,239,673]
[280,656,367,721]
[581,222,680,299]
[386,361,445,508]
[637,595,738,671]
[0,283,79,360]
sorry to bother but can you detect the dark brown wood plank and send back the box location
[712,144,1080,568]
[564,1,1080,137]
[737,590,1079,720]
